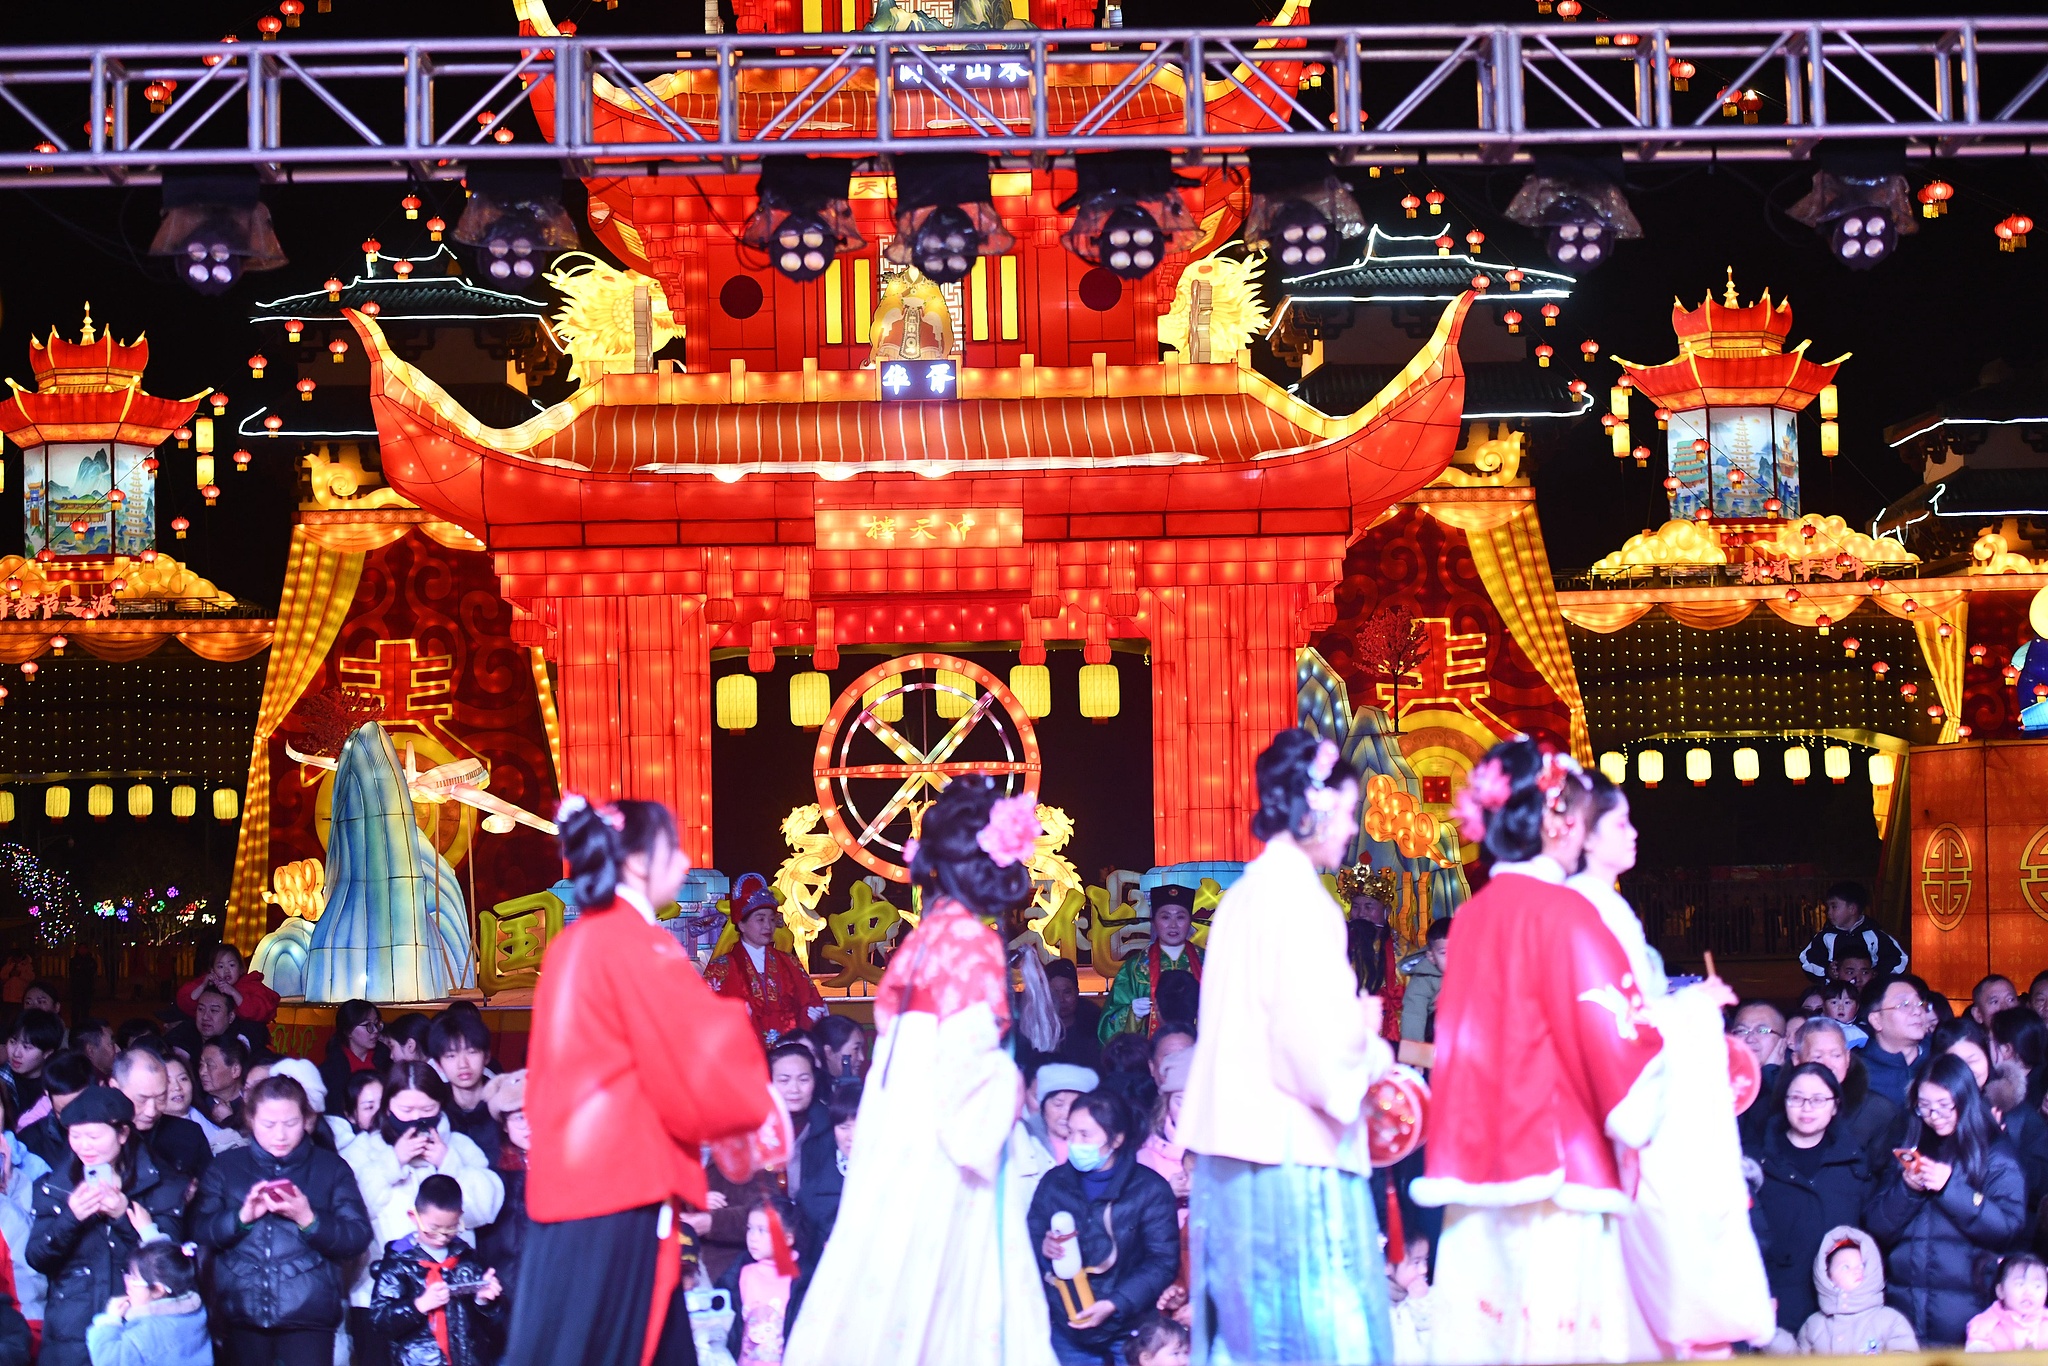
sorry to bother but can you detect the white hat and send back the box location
[1034,1063,1098,1099]
[269,1057,327,1113]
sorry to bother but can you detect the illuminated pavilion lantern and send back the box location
[0,306,197,558]
[1616,270,1847,523]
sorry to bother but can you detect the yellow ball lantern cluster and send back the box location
[1362,774,1443,860]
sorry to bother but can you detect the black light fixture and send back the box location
[741,157,866,283]
[1242,149,1365,273]
[147,169,287,295]
[452,162,580,289]
[1059,151,1199,281]
[884,153,1015,287]
[1504,163,1642,271]
[1786,161,1916,271]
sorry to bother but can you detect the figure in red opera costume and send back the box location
[1411,738,1686,1364]
[706,873,830,1046]
[507,795,772,1366]
[784,779,1055,1366]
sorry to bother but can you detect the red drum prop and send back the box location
[1727,1035,1763,1115]
[1366,1064,1431,1168]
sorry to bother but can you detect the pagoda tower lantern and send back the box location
[0,306,201,557]
[1616,270,1849,522]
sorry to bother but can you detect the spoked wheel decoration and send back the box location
[813,652,1042,883]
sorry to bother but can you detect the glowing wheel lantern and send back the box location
[813,652,1041,883]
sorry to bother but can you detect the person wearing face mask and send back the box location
[705,873,829,1047]
[1028,1091,1180,1366]
[1413,740,1674,1365]
[1177,731,1395,1366]
[188,1075,372,1366]
[1564,774,1768,1356]
[1863,1053,2027,1345]
[507,796,770,1366]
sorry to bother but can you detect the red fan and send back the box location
[1366,1065,1431,1168]
[1727,1036,1763,1115]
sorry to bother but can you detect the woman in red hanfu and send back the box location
[507,796,773,1366]
[706,873,829,1046]
[783,778,1055,1366]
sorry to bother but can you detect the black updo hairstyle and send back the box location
[1250,728,1362,842]
[907,776,1036,918]
[1471,736,1590,865]
[557,798,679,908]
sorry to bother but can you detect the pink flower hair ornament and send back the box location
[976,792,1043,868]
[1449,758,1513,842]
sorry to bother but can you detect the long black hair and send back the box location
[1467,736,1589,865]
[1249,728,1360,843]
[906,777,1035,919]
[1991,1006,2048,1111]
[557,798,678,908]
[1910,1052,2001,1188]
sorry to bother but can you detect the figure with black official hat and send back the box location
[1098,883,1203,1043]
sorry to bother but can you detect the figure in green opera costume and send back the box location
[253,722,475,1003]
[1098,883,1202,1042]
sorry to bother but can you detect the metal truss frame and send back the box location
[4,18,2048,186]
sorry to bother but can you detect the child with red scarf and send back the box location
[705,874,829,1046]
[369,1174,503,1366]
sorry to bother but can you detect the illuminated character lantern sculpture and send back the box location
[252,722,474,1002]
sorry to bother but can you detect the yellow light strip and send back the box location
[853,259,873,345]
[999,256,1019,341]
[531,646,565,798]
[824,259,843,346]
[970,259,990,342]
[802,0,823,29]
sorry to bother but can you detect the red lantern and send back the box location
[1662,476,1680,492]
[1465,229,1486,254]
[1400,194,1421,219]
[426,216,447,242]
[1901,682,1918,698]
[324,277,343,301]
[1541,303,1561,326]
[394,259,415,278]
[1654,407,1671,429]
[263,414,284,434]
[1434,233,1453,255]
[1763,497,1782,514]
[142,456,158,476]
[1929,704,1944,720]
[1843,637,1860,656]
[233,449,252,472]
[1502,310,1524,333]
[209,391,229,416]
[1469,273,1490,290]
[401,194,421,219]
[1424,190,1446,214]
[1785,588,1802,603]
[247,353,267,378]
[280,0,304,23]
[1970,643,1989,662]
[174,427,192,448]
[1918,180,1953,218]
[361,237,380,257]
[48,635,66,657]
[19,663,37,682]
[1556,0,1581,18]
[1580,339,1600,360]
[1504,268,1524,290]
[285,318,304,342]
[1534,344,1554,367]
[1631,445,1651,468]
[1873,660,1890,678]
[257,14,283,38]
[329,338,349,363]
[1669,58,1696,90]
[200,483,221,506]
[297,377,316,401]
[361,300,381,317]
[1567,380,1587,397]
[1738,89,1764,122]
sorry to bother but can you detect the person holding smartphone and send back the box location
[25,1088,185,1366]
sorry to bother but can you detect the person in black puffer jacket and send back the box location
[25,1087,185,1366]
[1027,1090,1181,1366]
[368,1174,505,1366]
[1863,1053,2027,1346]
[188,1074,373,1366]
[1745,1063,1875,1333]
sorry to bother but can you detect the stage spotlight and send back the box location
[885,153,1015,287]
[741,156,865,283]
[1242,149,1364,273]
[1504,165,1641,272]
[453,162,580,289]
[1786,169,1915,271]
[1059,152,1198,281]
[147,169,287,295]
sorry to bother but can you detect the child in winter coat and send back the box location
[716,1196,811,1366]
[1388,1234,1435,1365]
[1796,1227,1919,1354]
[1966,1252,2048,1352]
[85,1242,210,1366]
[367,1175,504,1366]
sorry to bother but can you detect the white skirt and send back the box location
[1427,1202,1634,1366]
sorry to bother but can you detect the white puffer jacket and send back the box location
[340,1114,503,1304]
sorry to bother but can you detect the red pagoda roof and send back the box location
[1617,272,1848,413]
[0,308,206,449]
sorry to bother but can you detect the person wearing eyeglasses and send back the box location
[1729,1000,1789,1078]
[1744,1062,1873,1335]
[1859,978,1933,1109]
[1862,1052,2027,1345]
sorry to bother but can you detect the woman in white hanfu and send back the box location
[1567,774,1774,1359]
[784,778,1055,1366]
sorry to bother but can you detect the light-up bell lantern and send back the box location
[1637,749,1663,788]
[789,671,831,730]
[1078,664,1120,722]
[1009,664,1052,719]
[1620,274,1844,523]
[717,674,759,733]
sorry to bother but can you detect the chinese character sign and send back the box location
[815,505,1023,551]
[880,359,957,401]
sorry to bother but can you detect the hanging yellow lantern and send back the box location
[1078,663,1120,722]
[170,784,197,819]
[862,678,902,725]
[933,669,976,720]
[1636,748,1663,788]
[1868,752,1896,786]
[1784,746,1812,784]
[195,453,216,488]
[1009,664,1051,719]
[789,671,831,730]
[213,788,240,821]
[1732,747,1760,785]
[87,784,113,819]
[1597,751,1627,784]
[1824,746,1852,784]
[45,786,69,821]
[717,674,759,733]
[1685,747,1712,786]
[0,792,13,824]
[127,783,152,818]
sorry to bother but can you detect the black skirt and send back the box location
[506,1205,697,1366]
